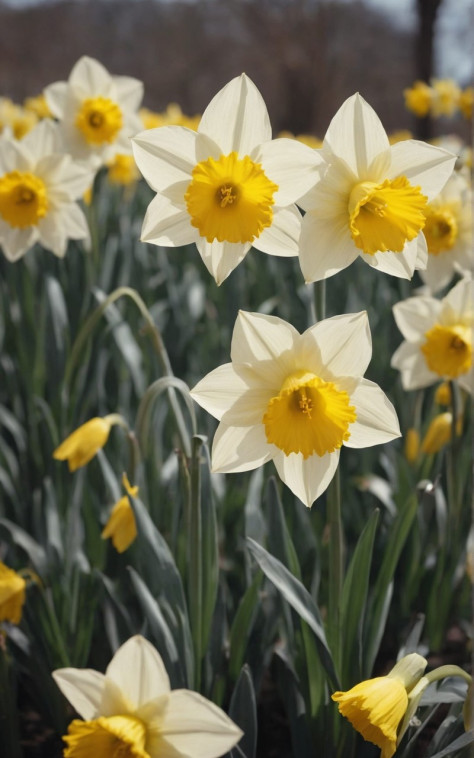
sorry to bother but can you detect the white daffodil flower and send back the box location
[132,74,324,285]
[392,276,473,394]
[419,171,472,292]
[44,56,144,166]
[191,310,400,507]
[0,119,93,261]
[53,635,243,758]
[298,93,457,282]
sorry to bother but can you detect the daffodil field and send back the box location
[0,56,473,758]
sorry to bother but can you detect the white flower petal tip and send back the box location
[392,277,473,393]
[193,310,399,507]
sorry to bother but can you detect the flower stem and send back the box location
[314,279,327,323]
[188,435,205,691]
[327,467,343,675]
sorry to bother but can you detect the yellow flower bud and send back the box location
[53,416,114,472]
[101,474,138,553]
[434,381,451,406]
[421,412,462,454]
[404,428,420,463]
[0,562,26,625]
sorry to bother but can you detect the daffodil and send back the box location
[107,153,140,187]
[0,561,26,625]
[101,474,138,552]
[431,78,461,117]
[53,415,122,472]
[332,653,427,758]
[0,119,93,261]
[459,86,473,120]
[419,171,472,292]
[53,635,242,758]
[190,310,400,507]
[392,277,473,393]
[404,427,420,463]
[298,93,456,282]
[403,80,433,118]
[132,74,324,285]
[44,56,144,167]
[421,412,462,454]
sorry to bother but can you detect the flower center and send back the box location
[75,97,123,145]
[64,715,149,758]
[348,176,427,255]
[263,370,356,458]
[422,323,472,378]
[423,205,458,255]
[0,171,49,228]
[184,151,278,244]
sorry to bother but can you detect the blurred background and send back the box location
[0,0,472,141]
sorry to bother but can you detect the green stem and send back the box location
[188,435,204,691]
[327,468,343,675]
[314,280,327,323]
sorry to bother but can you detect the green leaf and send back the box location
[228,665,257,758]
[340,508,379,685]
[229,571,263,683]
[246,537,339,689]
[428,730,474,757]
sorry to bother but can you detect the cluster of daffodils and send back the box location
[53,635,242,758]
[404,79,473,120]
[0,56,144,262]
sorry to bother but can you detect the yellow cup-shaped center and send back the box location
[422,323,472,378]
[0,171,48,228]
[185,151,278,244]
[263,370,356,458]
[348,176,427,255]
[64,714,148,758]
[423,205,458,255]
[75,97,123,146]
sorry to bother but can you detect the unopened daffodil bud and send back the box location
[0,561,26,625]
[421,412,462,455]
[332,653,427,758]
[434,382,451,406]
[101,474,138,553]
[53,414,126,472]
[404,428,420,463]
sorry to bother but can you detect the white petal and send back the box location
[323,93,390,178]
[148,690,242,758]
[0,225,37,261]
[0,139,31,174]
[419,253,456,293]
[255,138,326,206]
[361,237,419,280]
[301,311,372,378]
[415,232,428,271]
[141,193,197,247]
[106,635,170,708]
[253,205,301,257]
[196,238,250,285]
[388,140,457,201]
[44,81,68,119]
[191,363,264,421]
[441,276,473,321]
[70,56,113,98]
[21,119,61,161]
[345,379,400,448]
[231,310,299,370]
[41,155,94,201]
[52,669,105,720]
[212,422,272,473]
[132,127,197,191]
[392,296,441,341]
[198,73,271,156]
[273,449,340,508]
[38,212,67,257]
[298,212,358,283]
[391,341,438,390]
[114,75,144,111]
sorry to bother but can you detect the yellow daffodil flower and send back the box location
[404,428,420,463]
[431,78,461,117]
[434,381,452,406]
[421,412,462,454]
[53,415,122,472]
[459,86,473,119]
[191,310,400,507]
[332,653,427,758]
[101,474,138,552]
[107,153,140,187]
[392,277,473,393]
[53,635,242,758]
[403,80,433,117]
[0,561,26,625]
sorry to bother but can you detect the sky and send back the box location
[2,0,473,82]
